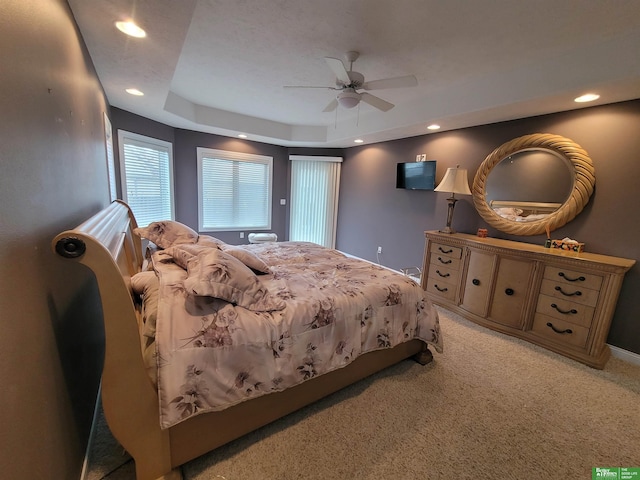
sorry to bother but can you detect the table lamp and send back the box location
[434,165,472,234]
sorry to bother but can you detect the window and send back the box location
[118,130,174,227]
[289,156,342,248]
[197,148,272,232]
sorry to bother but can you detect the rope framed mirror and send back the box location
[472,133,596,236]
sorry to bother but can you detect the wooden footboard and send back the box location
[53,201,432,480]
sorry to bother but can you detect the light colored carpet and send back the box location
[87,307,640,479]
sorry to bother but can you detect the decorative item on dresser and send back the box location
[421,231,635,369]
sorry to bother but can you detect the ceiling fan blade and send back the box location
[324,57,351,85]
[360,92,394,112]
[283,85,338,90]
[323,98,338,112]
[362,75,418,91]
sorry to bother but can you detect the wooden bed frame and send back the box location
[52,201,433,480]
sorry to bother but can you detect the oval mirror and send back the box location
[473,133,595,235]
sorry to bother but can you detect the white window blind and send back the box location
[289,156,342,248]
[197,148,272,231]
[118,130,174,227]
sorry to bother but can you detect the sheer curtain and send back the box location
[289,156,342,248]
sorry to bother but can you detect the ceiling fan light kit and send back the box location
[285,50,418,113]
[337,89,361,109]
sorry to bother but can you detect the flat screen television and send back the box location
[396,161,436,190]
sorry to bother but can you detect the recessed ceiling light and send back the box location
[125,88,144,96]
[354,139,364,144]
[427,124,441,130]
[574,93,600,103]
[115,21,146,38]
[238,134,247,138]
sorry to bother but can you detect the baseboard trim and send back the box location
[80,383,102,480]
[609,344,640,367]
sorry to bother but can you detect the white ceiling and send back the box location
[69,0,640,148]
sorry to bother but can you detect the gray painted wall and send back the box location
[112,101,640,356]
[1,1,109,478]
[337,99,640,354]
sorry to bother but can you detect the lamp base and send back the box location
[439,197,459,234]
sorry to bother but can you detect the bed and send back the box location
[52,201,442,480]
[489,200,562,222]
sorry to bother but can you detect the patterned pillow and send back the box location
[220,245,270,274]
[165,243,210,269]
[196,235,226,249]
[167,245,284,312]
[134,221,198,249]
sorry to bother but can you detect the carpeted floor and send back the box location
[87,307,640,479]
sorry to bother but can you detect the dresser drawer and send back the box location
[543,266,603,291]
[531,313,590,349]
[430,252,462,272]
[428,263,459,284]
[425,276,457,302]
[461,251,495,317]
[539,279,599,308]
[535,294,594,328]
[489,257,534,328]
[431,242,463,260]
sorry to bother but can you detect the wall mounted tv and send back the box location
[396,161,436,190]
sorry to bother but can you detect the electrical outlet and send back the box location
[240,232,244,238]
[377,246,382,254]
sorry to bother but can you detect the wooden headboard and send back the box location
[52,200,175,479]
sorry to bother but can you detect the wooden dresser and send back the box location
[421,231,635,368]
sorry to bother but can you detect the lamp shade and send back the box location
[435,166,472,195]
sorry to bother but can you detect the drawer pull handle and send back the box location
[546,322,573,335]
[554,286,582,297]
[438,257,452,264]
[434,284,448,292]
[505,288,514,296]
[472,278,480,286]
[551,303,578,315]
[438,247,453,254]
[436,270,450,278]
[558,272,586,282]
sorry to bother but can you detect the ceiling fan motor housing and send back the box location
[338,71,364,89]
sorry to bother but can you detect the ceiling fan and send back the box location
[284,51,418,112]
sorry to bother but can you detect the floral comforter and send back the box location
[151,241,443,429]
